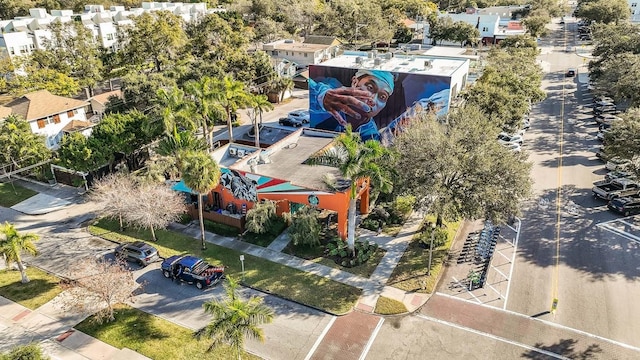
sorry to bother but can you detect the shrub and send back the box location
[245,200,277,234]
[390,195,415,220]
[419,227,448,249]
[326,238,379,267]
[203,219,240,237]
[289,206,321,247]
[361,218,380,231]
[0,343,49,360]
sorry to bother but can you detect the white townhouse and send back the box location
[0,2,214,60]
[2,90,92,149]
[422,12,526,47]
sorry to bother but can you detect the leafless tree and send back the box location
[59,257,138,324]
[124,182,186,241]
[89,173,137,230]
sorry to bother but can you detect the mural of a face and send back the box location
[220,170,257,202]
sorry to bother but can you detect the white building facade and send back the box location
[0,2,214,60]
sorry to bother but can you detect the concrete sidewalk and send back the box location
[0,294,150,360]
[171,208,433,314]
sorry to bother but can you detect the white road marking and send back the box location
[434,293,640,353]
[597,223,640,244]
[304,316,336,360]
[358,317,384,360]
[503,217,521,310]
[620,219,640,230]
[452,276,482,303]
[416,314,572,360]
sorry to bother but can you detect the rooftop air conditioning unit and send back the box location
[237,149,246,158]
[373,58,382,66]
[424,60,432,69]
[228,147,237,156]
[355,57,364,64]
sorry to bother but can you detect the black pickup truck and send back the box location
[161,255,224,289]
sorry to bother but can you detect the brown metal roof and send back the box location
[4,90,89,121]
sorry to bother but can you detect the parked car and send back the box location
[593,105,618,115]
[592,178,640,200]
[579,34,591,41]
[594,113,622,125]
[596,130,608,142]
[114,241,160,266]
[522,118,531,130]
[501,142,522,153]
[278,117,303,127]
[593,96,614,103]
[607,196,640,216]
[566,68,577,77]
[497,132,524,145]
[605,170,632,182]
[606,157,630,171]
[161,255,225,289]
[287,109,310,124]
[594,146,610,162]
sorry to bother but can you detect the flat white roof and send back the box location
[317,51,468,77]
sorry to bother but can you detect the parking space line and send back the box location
[452,276,482,304]
[620,220,640,230]
[503,217,520,310]
[597,223,640,244]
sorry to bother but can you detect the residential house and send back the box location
[263,39,338,68]
[3,90,91,149]
[422,12,525,46]
[88,90,123,119]
[630,0,640,22]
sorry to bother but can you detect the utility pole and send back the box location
[355,23,367,46]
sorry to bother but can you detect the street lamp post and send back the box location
[427,223,436,276]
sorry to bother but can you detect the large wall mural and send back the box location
[308,65,452,144]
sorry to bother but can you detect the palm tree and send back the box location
[212,75,253,143]
[155,86,193,136]
[0,222,39,283]
[248,94,274,147]
[307,127,393,254]
[267,76,294,103]
[184,76,222,151]
[181,151,221,250]
[197,276,274,359]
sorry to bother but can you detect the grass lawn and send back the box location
[89,219,361,314]
[0,267,62,309]
[387,215,461,293]
[75,304,259,360]
[0,182,37,208]
[375,296,408,315]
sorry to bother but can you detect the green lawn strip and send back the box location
[374,296,408,315]
[0,267,62,309]
[89,219,361,314]
[0,183,38,208]
[387,216,460,294]
[75,304,259,360]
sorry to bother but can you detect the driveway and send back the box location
[129,263,334,360]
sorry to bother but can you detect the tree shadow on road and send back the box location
[521,338,602,359]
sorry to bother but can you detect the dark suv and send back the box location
[115,241,160,266]
[608,197,640,217]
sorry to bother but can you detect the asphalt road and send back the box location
[506,18,640,347]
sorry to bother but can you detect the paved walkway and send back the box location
[0,294,150,360]
[171,207,432,314]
